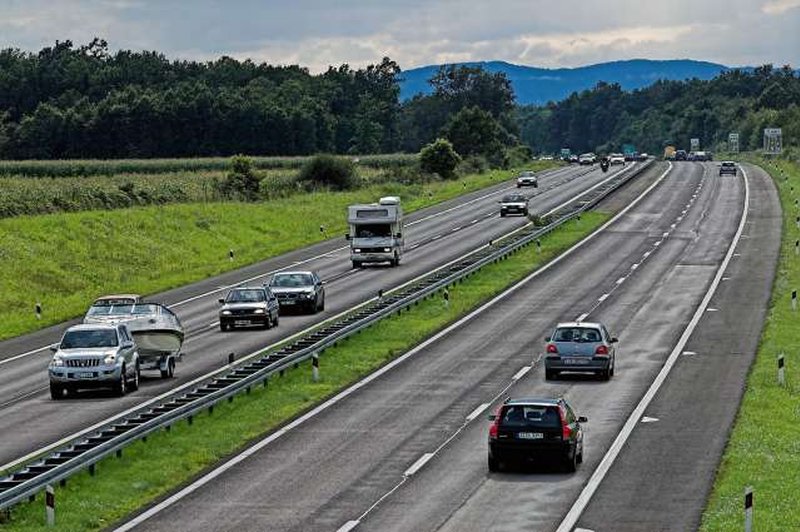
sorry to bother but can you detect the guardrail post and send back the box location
[45,484,54,526]
[443,288,450,308]
[778,353,786,387]
[88,464,95,477]
[116,449,122,459]
[744,486,753,532]
[536,239,541,253]
[228,352,235,365]
[312,354,320,382]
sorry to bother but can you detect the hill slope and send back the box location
[400,59,735,105]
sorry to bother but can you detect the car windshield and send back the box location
[502,195,525,202]
[86,304,133,316]
[553,327,602,343]
[61,329,118,349]
[354,224,392,238]
[501,405,561,429]
[93,298,136,306]
[519,171,534,177]
[271,273,313,287]
[225,289,265,303]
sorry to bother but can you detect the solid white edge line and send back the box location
[336,520,361,532]
[575,313,589,323]
[555,165,749,532]
[113,162,673,531]
[466,402,491,422]
[597,294,609,303]
[512,366,531,381]
[403,452,435,477]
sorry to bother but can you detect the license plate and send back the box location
[564,358,589,365]
[78,372,94,378]
[517,432,543,440]
[235,320,251,326]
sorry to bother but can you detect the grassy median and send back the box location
[0,162,556,341]
[700,157,800,531]
[0,211,607,531]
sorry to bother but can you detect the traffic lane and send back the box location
[0,165,575,362]
[128,163,699,532]
[576,164,779,532]
[0,164,630,465]
[359,164,743,532]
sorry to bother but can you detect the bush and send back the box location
[214,155,262,200]
[504,145,534,168]
[458,155,489,175]
[298,154,358,191]
[420,138,461,179]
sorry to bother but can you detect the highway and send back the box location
[117,162,780,532]
[0,162,631,469]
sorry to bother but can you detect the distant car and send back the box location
[516,171,539,188]
[609,153,626,165]
[675,150,688,161]
[568,155,579,164]
[218,286,279,331]
[500,193,529,217]
[578,153,596,165]
[695,151,711,162]
[719,161,738,176]
[544,321,618,380]
[488,396,586,472]
[268,271,326,314]
[638,153,649,160]
[48,323,140,399]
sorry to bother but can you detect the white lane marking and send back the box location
[575,529,596,532]
[670,223,676,229]
[404,453,435,477]
[722,277,731,281]
[470,219,479,224]
[615,277,626,285]
[706,308,719,312]
[466,402,491,423]
[337,520,361,532]
[734,253,741,257]
[0,345,51,366]
[512,366,532,381]
[113,162,670,531]
[654,241,661,247]
[556,165,749,532]
[430,234,442,241]
[662,232,669,238]
[576,313,589,322]
[452,226,462,232]
[542,164,636,218]
[642,251,651,259]
[682,351,697,356]
[640,416,659,423]
[677,216,683,222]
[597,294,609,303]
[630,263,639,271]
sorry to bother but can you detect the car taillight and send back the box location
[559,406,572,440]
[595,345,609,355]
[546,343,558,354]
[489,407,502,439]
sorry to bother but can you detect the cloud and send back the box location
[762,0,800,13]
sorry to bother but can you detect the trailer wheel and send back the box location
[160,358,175,379]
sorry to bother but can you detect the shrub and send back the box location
[420,138,461,179]
[298,154,357,191]
[214,155,262,200]
[459,155,489,175]
[504,145,534,168]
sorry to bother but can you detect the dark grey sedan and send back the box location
[544,321,617,380]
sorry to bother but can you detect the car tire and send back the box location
[577,447,584,464]
[352,261,362,269]
[220,322,229,332]
[523,209,529,216]
[545,368,557,380]
[609,357,615,377]
[114,366,128,396]
[564,448,578,472]
[319,297,325,312]
[488,455,501,472]
[273,313,279,327]
[129,363,140,391]
[160,358,175,379]
[600,367,611,381]
[50,383,64,400]
[500,212,506,217]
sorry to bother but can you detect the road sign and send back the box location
[690,138,700,152]
[764,128,782,155]
[622,144,636,155]
[728,132,740,153]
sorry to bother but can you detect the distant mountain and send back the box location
[399,59,740,105]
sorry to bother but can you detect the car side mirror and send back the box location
[50,344,59,352]
[345,233,351,241]
[218,298,225,304]
[578,416,588,423]
[487,414,497,421]
[544,336,550,342]
[611,337,619,343]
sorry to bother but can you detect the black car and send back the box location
[268,271,326,314]
[488,397,586,472]
[218,286,279,331]
[719,161,738,176]
[675,150,688,161]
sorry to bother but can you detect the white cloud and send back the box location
[762,0,800,14]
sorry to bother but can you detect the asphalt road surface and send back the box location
[118,161,779,531]
[0,162,632,468]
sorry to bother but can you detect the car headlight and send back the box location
[383,247,391,253]
[253,308,265,314]
[103,353,117,365]
[353,248,361,253]
[51,356,65,367]
[221,310,232,315]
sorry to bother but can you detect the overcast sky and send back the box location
[1,0,798,72]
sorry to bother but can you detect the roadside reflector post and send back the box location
[378,289,383,302]
[536,239,541,252]
[319,224,325,235]
[443,288,450,308]
[796,240,799,255]
[229,249,234,261]
[45,484,54,526]
[312,354,320,382]
[778,353,786,387]
[744,486,754,532]
[796,216,799,229]
[792,290,797,311]
[228,352,235,365]
[35,302,42,320]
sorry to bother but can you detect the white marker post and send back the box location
[796,240,799,256]
[45,484,54,526]
[312,354,319,383]
[792,290,797,312]
[443,288,450,308]
[35,302,42,321]
[229,249,234,262]
[778,353,785,387]
[744,486,754,532]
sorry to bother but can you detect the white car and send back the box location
[609,153,626,165]
[578,153,596,165]
[516,171,539,188]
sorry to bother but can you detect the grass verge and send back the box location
[0,162,556,341]
[0,211,607,531]
[700,157,800,531]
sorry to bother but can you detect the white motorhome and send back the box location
[346,196,404,268]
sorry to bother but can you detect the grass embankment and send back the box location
[701,157,800,531]
[0,162,555,341]
[0,211,608,531]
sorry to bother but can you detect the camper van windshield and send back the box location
[356,209,388,219]
[355,224,392,238]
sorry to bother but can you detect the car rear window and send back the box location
[501,405,561,428]
[553,327,602,342]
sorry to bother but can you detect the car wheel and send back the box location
[488,455,501,472]
[352,261,362,269]
[160,358,175,379]
[264,315,272,329]
[319,297,325,312]
[609,357,615,377]
[545,368,558,380]
[564,448,578,472]
[600,368,611,381]
[130,362,140,391]
[523,209,529,216]
[115,366,128,396]
[500,212,506,217]
[577,447,584,464]
[50,383,64,400]
[273,313,279,327]
[220,322,229,332]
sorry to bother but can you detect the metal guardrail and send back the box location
[0,159,653,510]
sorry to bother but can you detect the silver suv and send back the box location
[268,271,326,314]
[544,321,618,380]
[48,323,140,399]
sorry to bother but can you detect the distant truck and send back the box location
[664,146,676,160]
[346,196,404,268]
